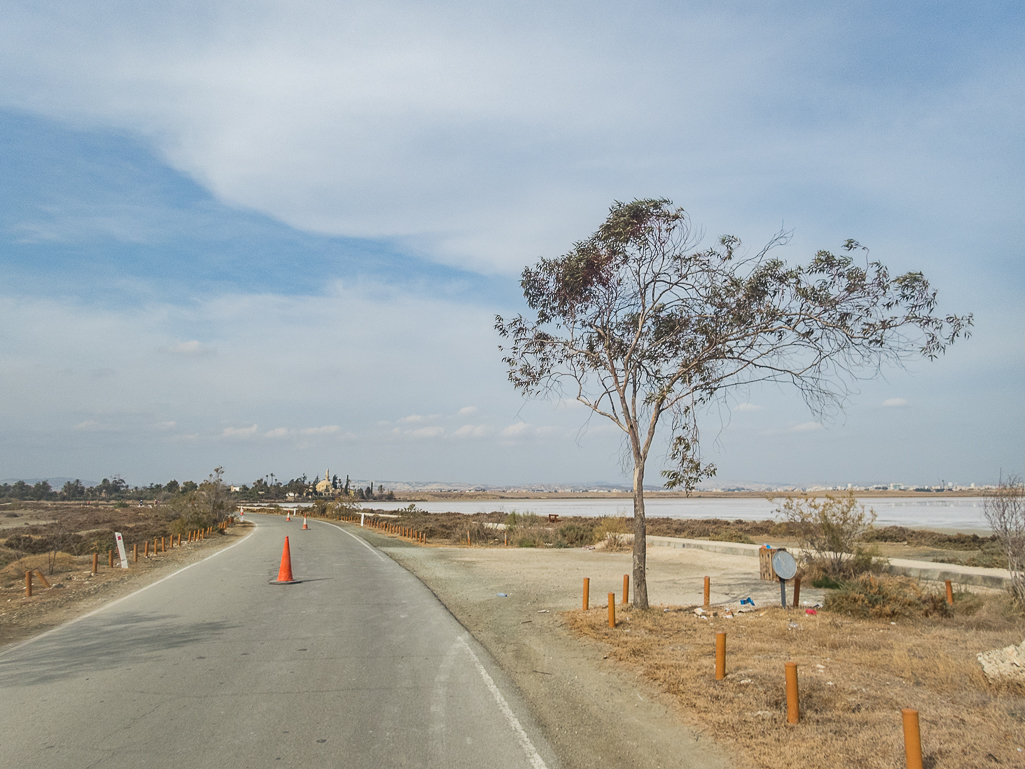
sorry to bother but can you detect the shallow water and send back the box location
[361,496,990,531]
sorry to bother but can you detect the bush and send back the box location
[774,492,882,578]
[824,574,952,619]
[594,517,629,551]
[709,528,754,544]
[558,522,596,547]
[983,475,1025,605]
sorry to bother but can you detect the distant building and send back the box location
[315,470,333,495]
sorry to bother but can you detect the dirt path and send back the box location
[371,533,805,769]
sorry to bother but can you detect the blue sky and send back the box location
[0,1,1022,488]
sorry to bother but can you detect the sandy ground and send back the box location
[370,531,825,769]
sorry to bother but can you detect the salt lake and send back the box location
[363,496,991,531]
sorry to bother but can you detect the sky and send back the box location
[0,1,1023,489]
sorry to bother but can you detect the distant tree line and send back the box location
[1,471,395,503]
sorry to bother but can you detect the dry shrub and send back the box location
[0,552,79,585]
[825,575,952,619]
[708,528,755,544]
[566,594,1025,769]
[594,516,629,550]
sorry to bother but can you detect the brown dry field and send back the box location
[0,524,249,650]
[567,590,1025,768]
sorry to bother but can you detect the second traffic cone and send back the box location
[286,513,291,521]
[302,517,308,530]
[274,537,297,584]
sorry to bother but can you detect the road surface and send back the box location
[0,514,559,769]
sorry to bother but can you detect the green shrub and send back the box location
[709,528,754,544]
[824,575,951,619]
[558,522,596,547]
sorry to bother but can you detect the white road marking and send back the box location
[318,519,390,562]
[457,634,549,769]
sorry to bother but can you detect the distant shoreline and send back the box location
[393,489,984,501]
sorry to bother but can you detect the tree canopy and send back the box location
[497,198,971,608]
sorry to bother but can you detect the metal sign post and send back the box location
[771,550,798,609]
[114,532,129,569]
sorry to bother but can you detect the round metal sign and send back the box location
[771,550,798,581]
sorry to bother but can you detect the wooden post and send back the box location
[902,709,924,769]
[703,576,710,608]
[583,578,590,611]
[25,570,32,598]
[144,540,149,557]
[608,593,616,628]
[133,543,138,562]
[945,580,953,605]
[785,662,800,724]
[92,552,98,574]
[622,574,629,605]
[715,631,726,680]
[108,549,114,568]
[793,576,802,607]
[161,537,166,553]
[34,569,51,588]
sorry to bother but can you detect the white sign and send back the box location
[114,532,129,569]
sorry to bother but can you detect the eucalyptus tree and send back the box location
[497,199,971,608]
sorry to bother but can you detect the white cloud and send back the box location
[265,427,289,438]
[788,422,824,433]
[501,422,531,437]
[457,406,478,416]
[883,398,909,408]
[222,424,258,438]
[399,414,438,423]
[409,426,444,438]
[299,425,341,435]
[153,420,176,430]
[735,403,762,412]
[454,424,490,438]
[165,340,213,356]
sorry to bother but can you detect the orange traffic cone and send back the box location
[273,537,297,584]
[302,517,308,530]
[286,513,291,521]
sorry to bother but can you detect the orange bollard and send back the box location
[583,577,590,610]
[92,552,98,574]
[785,662,800,724]
[902,709,924,769]
[704,576,710,608]
[108,549,114,567]
[608,593,616,628]
[504,532,508,546]
[715,631,726,680]
[153,537,158,554]
[161,537,166,553]
[274,537,297,584]
[144,540,149,557]
[945,580,953,605]
[25,570,32,598]
[177,533,181,546]
[467,530,471,546]
[133,543,138,562]
[623,574,629,605]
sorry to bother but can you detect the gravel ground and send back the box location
[366,530,825,769]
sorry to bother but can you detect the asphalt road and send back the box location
[0,514,560,769]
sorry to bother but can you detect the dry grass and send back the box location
[566,591,1025,768]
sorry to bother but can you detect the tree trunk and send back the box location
[632,458,648,609]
